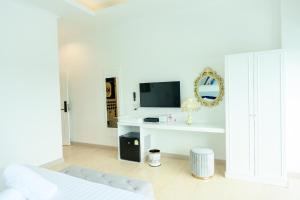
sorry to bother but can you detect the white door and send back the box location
[254,50,285,182]
[225,53,255,178]
[60,71,71,145]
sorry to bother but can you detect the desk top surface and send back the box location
[118,120,225,134]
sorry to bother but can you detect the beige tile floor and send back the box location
[49,144,300,200]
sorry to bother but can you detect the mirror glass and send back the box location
[194,67,224,107]
[198,76,220,102]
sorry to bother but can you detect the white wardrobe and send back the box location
[225,50,286,185]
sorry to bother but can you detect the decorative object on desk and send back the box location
[194,67,224,107]
[148,149,161,167]
[167,114,176,123]
[181,98,200,125]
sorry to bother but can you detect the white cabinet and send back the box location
[225,50,286,185]
[225,53,255,178]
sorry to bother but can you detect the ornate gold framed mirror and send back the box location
[194,67,224,107]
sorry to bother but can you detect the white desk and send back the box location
[118,121,225,134]
[117,120,225,162]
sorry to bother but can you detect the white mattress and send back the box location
[31,167,153,200]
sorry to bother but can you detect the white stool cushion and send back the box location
[191,148,214,155]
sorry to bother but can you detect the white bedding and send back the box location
[30,167,153,200]
[4,165,58,200]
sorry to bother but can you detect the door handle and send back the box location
[61,101,68,113]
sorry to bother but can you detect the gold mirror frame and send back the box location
[194,67,224,107]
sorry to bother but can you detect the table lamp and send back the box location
[181,98,200,125]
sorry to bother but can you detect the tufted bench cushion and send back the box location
[60,166,154,198]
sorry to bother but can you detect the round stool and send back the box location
[190,148,214,179]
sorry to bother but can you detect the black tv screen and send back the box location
[139,81,181,108]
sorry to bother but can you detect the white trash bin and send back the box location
[148,149,161,167]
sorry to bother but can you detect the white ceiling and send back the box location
[12,0,137,41]
[90,0,112,3]
[13,0,127,18]
[12,0,165,29]
[64,0,125,15]
[11,0,217,35]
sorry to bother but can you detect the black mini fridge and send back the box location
[119,132,141,162]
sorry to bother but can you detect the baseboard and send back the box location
[161,152,189,160]
[41,158,64,168]
[288,172,300,179]
[161,152,225,165]
[70,142,226,164]
[215,159,226,165]
[71,141,118,151]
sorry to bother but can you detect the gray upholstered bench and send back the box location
[61,166,154,198]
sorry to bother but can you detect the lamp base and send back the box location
[186,112,193,125]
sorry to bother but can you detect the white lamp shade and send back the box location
[181,98,200,112]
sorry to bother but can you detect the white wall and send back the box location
[59,25,118,146]
[0,1,62,187]
[281,0,300,49]
[281,0,300,174]
[60,40,106,143]
[60,0,281,159]
[285,50,300,174]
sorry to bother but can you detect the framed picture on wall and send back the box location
[105,77,118,128]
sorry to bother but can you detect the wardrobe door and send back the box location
[225,53,255,178]
[254,50,285,183]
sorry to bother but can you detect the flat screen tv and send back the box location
[139,81,181,108]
